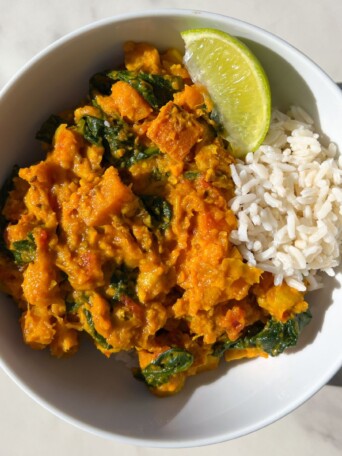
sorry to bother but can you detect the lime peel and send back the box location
[181,28,271,157]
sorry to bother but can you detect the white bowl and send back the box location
[1,9,342,448]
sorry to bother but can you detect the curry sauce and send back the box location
[0,42,310,395]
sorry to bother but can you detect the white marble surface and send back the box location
[0,1,341,454]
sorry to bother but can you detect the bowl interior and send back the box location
[1,10,342,448]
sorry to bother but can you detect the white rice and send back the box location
[229,107,342,292]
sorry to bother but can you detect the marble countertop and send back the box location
[0,1,341,454]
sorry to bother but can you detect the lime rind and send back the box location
[181,28,271,157]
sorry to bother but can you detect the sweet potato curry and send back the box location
[0,42,311,395]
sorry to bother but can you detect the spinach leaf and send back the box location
[0,165,19,212]
[107,70,183,109]
[103,120,136,161]
[11,232,36,266]
[125,147,160,167]
[36,114,64,144]
[77,115,134,157]
[66,299,81,314]
[212,321,265,357]
[0,218,9,255]
[77,115,159,168]
[212,339,235,358]
[109,265,138,302]
[213,311,312,358]
[138,348,194,388]
[140,195,172,230]
[89,72,114,96]
[83,308,113,350]
[104,130,160,169]
[247,311,312,356]
[66,292,88,314]
[78,116,105,145]
[184,171,201,181]
[150,167,168,182]
[0,166,19,254]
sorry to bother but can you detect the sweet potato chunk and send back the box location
[147,101,204,161]
[256,282,308,322]
[22,235,55,306]
[50,324,79,357]
[96,81,152,122]
[111,81,153,121]
[124,41,161,74]
[161,48,190,79]
[21,307,55,348]
[80,166,134,226]
[51,125,81,170]
[173,84,205,111]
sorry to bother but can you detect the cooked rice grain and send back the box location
[229,107,342,291]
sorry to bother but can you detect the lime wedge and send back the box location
[181,28,271,157]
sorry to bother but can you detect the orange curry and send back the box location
[0,42,309,395]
